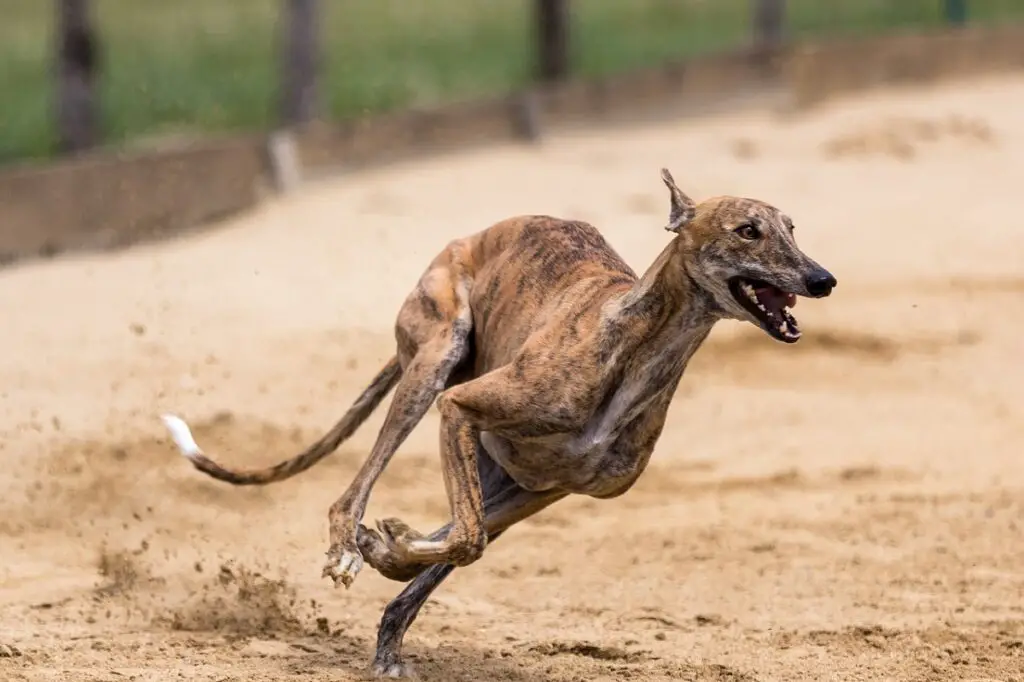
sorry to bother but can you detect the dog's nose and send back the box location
[804,270,837,298]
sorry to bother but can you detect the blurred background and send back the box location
[3,0,1023,164]
[4,3,1024,681]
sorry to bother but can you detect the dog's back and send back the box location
[456,215,638,374]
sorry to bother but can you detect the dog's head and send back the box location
[659,167,836,343]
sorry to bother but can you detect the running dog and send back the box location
[162,167,837,677]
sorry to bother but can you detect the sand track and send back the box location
[2,76,1023,681]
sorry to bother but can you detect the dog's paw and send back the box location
[376,517,425,555]
[322,548,363,589]
[372,655,415,679]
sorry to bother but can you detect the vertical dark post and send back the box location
[751,0,786,51]
[280,0,320,126]
[536,0,569,83]
[944,0,967,25]
[56,0,99,154]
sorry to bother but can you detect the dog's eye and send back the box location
[734,223,761,240]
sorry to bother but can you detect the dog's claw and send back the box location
[322,549,364,589]
[372,660,415,679]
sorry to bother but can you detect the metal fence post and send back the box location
[536,0,570,82]
[752,0,787,51]
[944,0,968,25]
[280,0,321,126]
[56,0,99,154]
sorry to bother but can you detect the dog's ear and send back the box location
[660,167,696,234]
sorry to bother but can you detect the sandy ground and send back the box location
[2,74,1024,682]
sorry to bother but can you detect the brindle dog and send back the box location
[162,168,836,677]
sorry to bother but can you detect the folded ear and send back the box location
[660,167,696,233]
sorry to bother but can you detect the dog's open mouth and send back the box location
[728,277,801,343]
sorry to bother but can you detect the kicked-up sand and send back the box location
[1,74,1023,681]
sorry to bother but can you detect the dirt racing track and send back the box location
[2,75,1023,682]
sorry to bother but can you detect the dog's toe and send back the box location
[377,517,425,548]
[372,657,415,679]
[322,548,363,589]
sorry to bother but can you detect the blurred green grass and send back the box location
[1,0,1022,163]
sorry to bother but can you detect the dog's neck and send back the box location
[610,237,718,369]
[619,238,714,324]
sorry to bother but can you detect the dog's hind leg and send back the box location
[357,436,513,583]
[323,254,474,589]
[370,486,566,679]
[370,559,462,678]
[369,455,566,678]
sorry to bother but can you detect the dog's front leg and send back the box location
[323,335,472,588]
[385,392,489,566]
[374,367,560,567]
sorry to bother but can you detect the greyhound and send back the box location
[162,167,836,677]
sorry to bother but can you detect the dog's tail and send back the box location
[161,356,402,486]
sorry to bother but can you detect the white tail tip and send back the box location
[161,413,202,459]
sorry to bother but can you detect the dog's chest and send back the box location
[480,329,709,495]
[480,373,671,495]
[566,375,656,456]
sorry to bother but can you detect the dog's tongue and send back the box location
[755,286,797,313]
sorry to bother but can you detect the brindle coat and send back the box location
[162,168,836,678]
